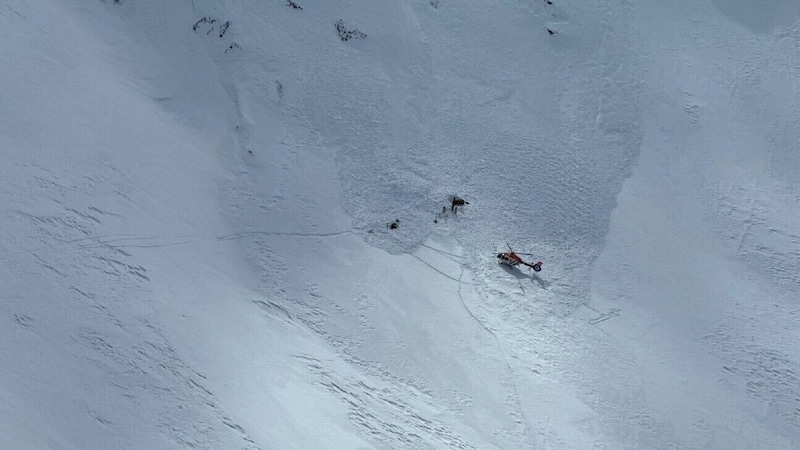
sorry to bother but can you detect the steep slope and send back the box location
[0,1,258,448]
[207,0,646,447]
[2,0,799,449]
[591,1,800,447]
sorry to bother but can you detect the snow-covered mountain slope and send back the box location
[591,1,800,446]
[2,0,798,448]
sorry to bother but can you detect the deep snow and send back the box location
[2,0,799,448]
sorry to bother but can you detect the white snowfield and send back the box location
[2,0,799,448]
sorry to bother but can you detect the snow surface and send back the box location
[2,0,799,448]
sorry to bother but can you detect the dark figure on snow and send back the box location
[451,196,469,214]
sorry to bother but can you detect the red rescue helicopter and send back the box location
[497,243,542,272]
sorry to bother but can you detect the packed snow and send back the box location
[2,0,799,448]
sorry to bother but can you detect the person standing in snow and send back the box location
[451,196,468,214]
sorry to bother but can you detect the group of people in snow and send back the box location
[389,196,469,229]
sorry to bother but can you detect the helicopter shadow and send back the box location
[500,264,549,289]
